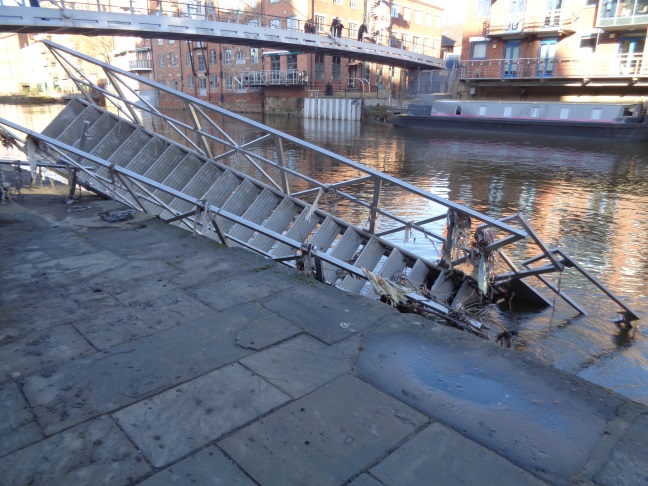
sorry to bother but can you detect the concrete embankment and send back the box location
[1,176,647,485]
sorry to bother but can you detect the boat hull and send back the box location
[393,115,648,142]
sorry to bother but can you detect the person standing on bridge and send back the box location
[331,17,339,36]
[358,22,367,41]
[336,20,344,38]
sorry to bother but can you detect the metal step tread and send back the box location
[248,198,299,253]
[227,188,281,243]
[339,237,387,292]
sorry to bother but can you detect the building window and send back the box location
[197,53,206,71]
[226,75,233,90]
[235,51,246,64]
[270,18,281,29]
[580,37,597,52]
[224,49,232,65]
[287,17,298,31]
[332,55,341,80]
[169,53,177,67]
[188,74,195,88]
[348,22,358,39]
[315,54,325,80]
[350,0,358,8]
[236,79,246,93]
[413,36,420,53]
[172,80,178,90]
[210,74,218,88]
[157,38,163,45]
[471,42,488,59]
[248,19,258,26]
[414,10,422,24]
[270,0,279,3]
[376,64,383,84]
[585,0,598,5]
[403,7,410,21]
[186,52,192,67]
[158,53,165,67]
[250,48,259,64]
[334,0,342,4]
[475,0,491,18]
[209,49,217,66]
[315,15,326,31]
[199,76,207,89]
[169,39,175,44]
[287,54,297,70]
[425,13,432,26]
[391,3,399,18]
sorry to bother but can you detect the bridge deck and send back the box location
[0,5,445,69]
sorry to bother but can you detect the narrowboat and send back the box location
[393,97,648,142]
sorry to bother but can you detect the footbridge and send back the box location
[0,1,445,70]
[0,42,638,335]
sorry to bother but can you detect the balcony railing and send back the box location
[460,54,645,80]
[239,70,309,86]
[128,59,152,71]
[483,9,576,36]
[598,0,648,28]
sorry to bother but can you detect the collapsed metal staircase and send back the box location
[0,40,639,336]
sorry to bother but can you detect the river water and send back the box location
[2,103,647,406]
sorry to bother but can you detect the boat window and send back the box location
[531,107,539,118]
[559,108,569,119]
[479,106,487,116]
[622,106,636,117]
[455,106,462,115]
[503,107,512,117]
[591,108,602,120]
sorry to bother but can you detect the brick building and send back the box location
[134,0,444,114]
[458,0,648,101]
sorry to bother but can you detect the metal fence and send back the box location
[460,54,646,80]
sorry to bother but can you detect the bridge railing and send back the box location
[20,0,442,59]
[239,70,309,86]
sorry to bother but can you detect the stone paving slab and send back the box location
[370,422,547,485]
[219,374,428,486]
[22,313,256,435]
[0,416,151,486]
[240,333,361,398]
[180,264,306,313]
[593,411,648,485]
[138,446,256,485]
[0,324,94,381]
[113,363,290,468]
[72,290,216,349]
[260,284,400,344]
[0,381,43,457]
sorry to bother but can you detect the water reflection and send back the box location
[2,103,647,406]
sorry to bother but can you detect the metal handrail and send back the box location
[460,54,646,80]
[40,40,528,243]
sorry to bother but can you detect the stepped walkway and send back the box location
[1,172,648,485]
